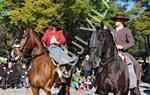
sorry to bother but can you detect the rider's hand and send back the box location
[44,44,46,47]
[116,44,123,49]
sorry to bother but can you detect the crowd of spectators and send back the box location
[0,60,30,90]
[70,54,97,92]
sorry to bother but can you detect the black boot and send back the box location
[130,87,141,95]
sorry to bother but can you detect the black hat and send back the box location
[111,14,129,21]
[51,19,59,26]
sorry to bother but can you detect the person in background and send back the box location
[70,68,84,91]
[20,63,29,88]
[81,55,92,78]
[7,62,21,89]
[83,76,92,90]
[0,64,7,90]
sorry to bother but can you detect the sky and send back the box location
[116,0,136,11]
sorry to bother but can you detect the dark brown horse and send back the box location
[11,26,71,95]
[89,27,129,95]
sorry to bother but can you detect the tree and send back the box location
[127,0,150,59]
[0,18,13,56]
[1,0,62,33]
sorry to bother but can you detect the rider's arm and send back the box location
[41,30,49,46]
[122,28,135,50]
[57,30,65,45]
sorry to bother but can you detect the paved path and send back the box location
[0,82,149,95]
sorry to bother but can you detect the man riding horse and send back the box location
[111,14,141,94]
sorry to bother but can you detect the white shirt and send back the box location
[116,25,124,31]
[50,30,57,44]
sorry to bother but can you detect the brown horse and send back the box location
[11,26,71,95]
[89,27,129,95]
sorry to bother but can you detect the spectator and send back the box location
[20,63,29,88]
[7,63,21,89]
[83,76,92,90]
[81,55,92,78]
[71,68,84,91]
[1,64,7,90]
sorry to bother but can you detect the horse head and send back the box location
[89,22,106,69]
[12,25,46,59]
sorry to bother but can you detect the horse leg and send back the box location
[96,85,108,95]
[65,84,70,95]
[114,91,124,95]
[59,84,70,95]
[58,83,65,95]
[44,88,51,95]
[123,90,129,95]
[130,87,141,95]
[31,87,40,95]
[99,90,108,95]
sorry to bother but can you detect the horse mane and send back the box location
[96,29,116,63]
[28,28,46,58]
[102,29,116,49]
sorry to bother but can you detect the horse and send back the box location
[11,25,72,95]
[89,27,129,95]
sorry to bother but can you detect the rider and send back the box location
[41,19,74,65]
[41,19,75,82]
[111,14,141,94]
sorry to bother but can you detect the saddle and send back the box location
[118,51,132,64]
[118,51,137,89]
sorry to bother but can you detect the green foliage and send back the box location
[1,0,62,33]
[0,18,13,53]
[127,0,150,57]
[132,12,150,35]
[130,0,150,35]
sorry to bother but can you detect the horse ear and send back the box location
[96,21,104,32]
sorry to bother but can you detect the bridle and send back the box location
[13,29,31,60]
[16,29,46,59]
[90,30,117,73]
[19,30,30,52]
